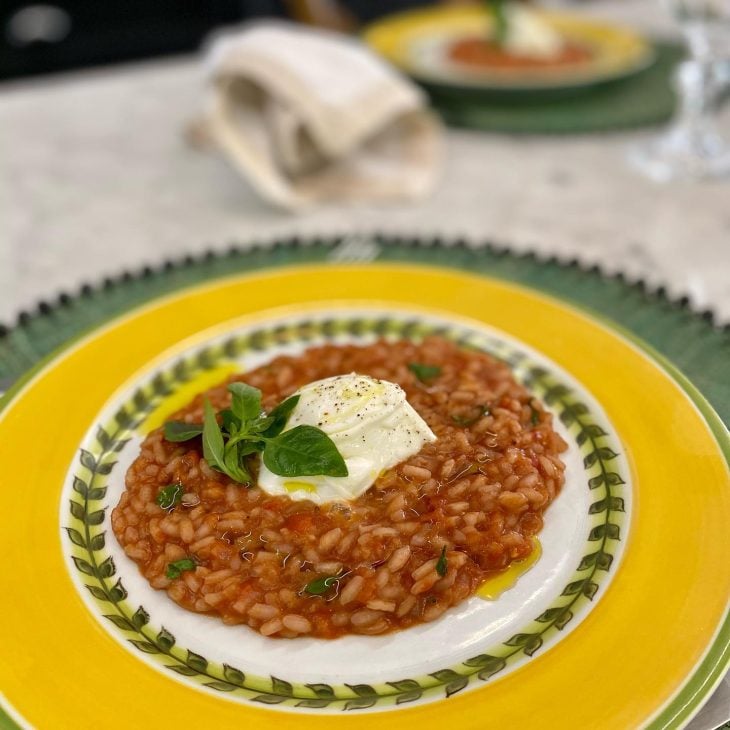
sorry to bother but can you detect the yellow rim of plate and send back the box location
[363,5,653,88]
[0,263,728,729]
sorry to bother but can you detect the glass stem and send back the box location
[673,59,725,155]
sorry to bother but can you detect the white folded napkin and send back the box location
[193,22,442,210]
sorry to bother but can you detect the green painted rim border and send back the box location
[62,312,627,711]
[0,235,728,728]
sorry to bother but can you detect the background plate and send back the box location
[363,6,654,96]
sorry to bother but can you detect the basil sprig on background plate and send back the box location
[163,382,348,485]
[485,0,508,45]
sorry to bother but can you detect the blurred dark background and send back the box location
[0,0,431,80]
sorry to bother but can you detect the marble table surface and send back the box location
[0,4,728,728]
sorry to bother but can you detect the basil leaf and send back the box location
[171,390,345,487]
[223,444,252,484]
[156,483,183,509]
[164,421,203,442]
[166,558,196,580]
[304,575,340,595]
[530,404,540,426]
[228,382,262,424]
[239,442,264,457]
[263,425,348,478]
[220,408,238,433]
[260,395,301,438]
[436,546,448,577]
[408,363,442,382]
[248,415,274,434]
[202,399,226,471]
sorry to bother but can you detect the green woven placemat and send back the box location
[1,235,727,427]
[426,41,683,134]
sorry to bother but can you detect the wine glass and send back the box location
[628,0,730,181]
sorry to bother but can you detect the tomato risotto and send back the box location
[113,337,567,639]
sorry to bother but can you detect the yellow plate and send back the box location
[1,263,729,729]
[364,5,655,91]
